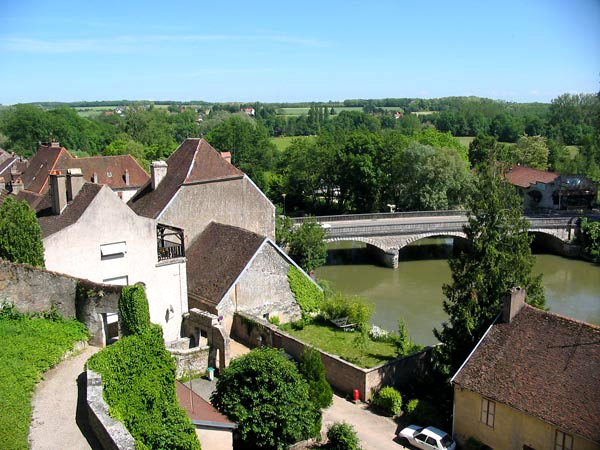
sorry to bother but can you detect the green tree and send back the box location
[514,135,549,170]
[210,348,319,450]
[434,164,545,375]
[580,218,600,262]
[288,217,327,272]
[0,196,45,267]
[298,347,333,409]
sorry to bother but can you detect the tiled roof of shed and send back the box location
[185,222,265,305]
[504,165,560,188]
[37,183,103,238]
[128,138,243,219]
[453,305,600,443]
[58,154,149,189]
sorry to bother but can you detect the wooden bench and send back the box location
[329,317,356,332]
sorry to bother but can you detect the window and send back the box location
[100,241,127,259]
[480,398,495,427]
[425,436,437,446]
[555,430,573,450]
[107,171,112,178]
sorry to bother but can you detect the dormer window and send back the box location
[107,171,112,178]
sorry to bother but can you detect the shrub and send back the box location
[322,292,372,330]
[268,316,280,326]
[325,422,361,450]
[211,348,320,449]
[580,217,600,262]
[372,387,403,415]
[288,265,325,314]
[298,347,333,409]
[394,319,422,356]
[87,326,200,450]
[404,398,439,427]
[0,196,45,267]
[119,285,151,335]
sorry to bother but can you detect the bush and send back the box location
[298,347,333,409]
[119,285,151,335]
[268,316,280,326]
[211,348,320,449]
[325,422,360,450]
[580,217,600,262]
[371,387,402,415]
[87,326,200,450]
[404,398,439,427]
[394,319,422,356]
[288,265,325,314]
[0,196,45,267]
[322,292,372,330]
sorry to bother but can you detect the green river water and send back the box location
[315,239,600,346]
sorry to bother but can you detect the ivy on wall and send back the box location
[287,266,324,314]
[119,285,151,335]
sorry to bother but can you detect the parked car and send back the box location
[398,425,456,450]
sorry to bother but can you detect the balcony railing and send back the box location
[157,224,185,261]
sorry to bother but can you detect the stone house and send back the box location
[12,141,149,202]
[32,169,188,343]
[451,288,600,450]
[185,222,309,335]
[128,138,275,243]
[505,165,597,211]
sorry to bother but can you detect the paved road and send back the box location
[29,346,101,450]
[323,215,467,229]
[323,394,408,450]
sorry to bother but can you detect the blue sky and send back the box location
[0,0,598,104]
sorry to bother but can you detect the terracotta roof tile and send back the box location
[15,189,51,212]
[128,138,243,219]
[58,154,149,189]
[37,183,103,238]
[186,222,265,305]
[504,165,560,188]
[21,146,71,194]
[453,306,600,443]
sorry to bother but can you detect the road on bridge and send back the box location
[321,214,468,229]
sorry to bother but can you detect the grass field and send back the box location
[277,106,363,116]
[0,311,88,450]
[270,135,314,152]
[283,322,397,368]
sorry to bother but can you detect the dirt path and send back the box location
[29,345,102,450]
[322,394,408,450]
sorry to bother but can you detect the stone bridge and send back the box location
[292,210,585,268]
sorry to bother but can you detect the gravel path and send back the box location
[28,345,102,450]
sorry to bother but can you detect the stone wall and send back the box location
[87,370,136,450]
[0,259,123,346]
[231,313,433,401]
[167,337,210,378]
[182,309,231,369]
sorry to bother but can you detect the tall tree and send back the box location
[288,217,327,272]
[0,196,45,267]
[514,135,550,170]
[434,164,545,375]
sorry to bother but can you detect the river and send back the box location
[315,239,600,346]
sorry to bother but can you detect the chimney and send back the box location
[151,161,168,190]
[11,177,24,194]
[66,168,84,201]
[221,152,232,163]
[92,172,98,184]
[502,287,526,323]
[50,140,60,148]
[50,171,67,214]
[124,169,130,186]
[0,177,5,191]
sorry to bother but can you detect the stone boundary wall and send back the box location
[231,313,433,401]
[86,369,135,450]
[167,338,211,378]
[0,259,122,346]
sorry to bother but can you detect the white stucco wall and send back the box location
[112,186,140,203]
[159,176,275,244]
[42,186,188,342]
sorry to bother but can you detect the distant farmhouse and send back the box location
[504,165,597,211]
[6,141,149,202]
[452,287,600,450]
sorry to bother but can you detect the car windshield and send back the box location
[441,435,454,448]
[414,427,424,434]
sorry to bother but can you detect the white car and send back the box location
[398,425,456,450]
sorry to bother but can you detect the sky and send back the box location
[0,0,598,104]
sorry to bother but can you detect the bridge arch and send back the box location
[395,232,469,251]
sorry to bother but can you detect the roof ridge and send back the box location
[524,303,600,330]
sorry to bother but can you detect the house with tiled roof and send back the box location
[504,165,597,211]
[13,141,149,202]
[451,287,600,450]
[128,138,275,243]
[34,169,188,343]
[185,222,307,333]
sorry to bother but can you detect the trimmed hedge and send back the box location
[119,285,151,335]
[288,265,324,314]
[87,325,200,450]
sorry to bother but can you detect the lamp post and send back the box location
[282,193,287,216]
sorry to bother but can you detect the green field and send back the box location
[270,135,314,152]
[0,311,88,450]
[277,106,363,116]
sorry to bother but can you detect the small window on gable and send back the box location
[555,430,573,450]
[107,171,112,178]
[100,242,127,259]
[480,398,495,428]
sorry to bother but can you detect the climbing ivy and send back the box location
[287,266,324,314]
[119,285,151,335]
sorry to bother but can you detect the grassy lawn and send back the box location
[270,135,314,152]
[456,136,475,148]
[283,321,398,368]
[0,313,88,450]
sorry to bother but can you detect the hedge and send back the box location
[119,285,151,335]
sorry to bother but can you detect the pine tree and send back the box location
[434,164,545,375]
[0,196,45,267]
